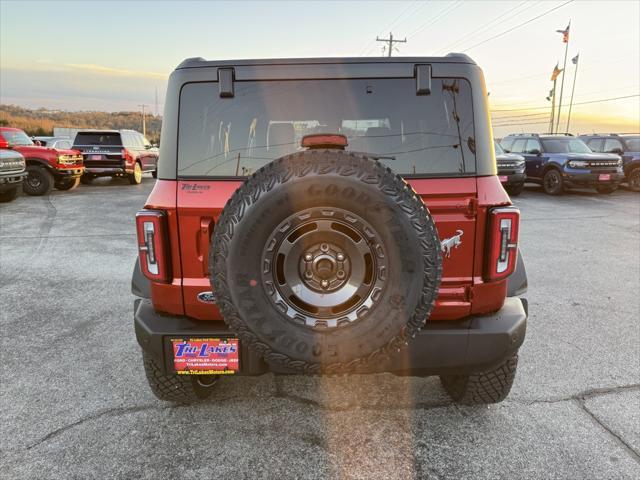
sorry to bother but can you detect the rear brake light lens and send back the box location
[485,206,520,281]
[136,210,170,283]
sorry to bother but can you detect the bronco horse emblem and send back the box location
[441,230,464,258]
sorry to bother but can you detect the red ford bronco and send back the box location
[132,56,528,404]
[0,127,84,195]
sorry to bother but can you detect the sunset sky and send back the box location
[1,0,638,136]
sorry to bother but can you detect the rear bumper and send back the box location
[134,297,527,376]
[0,171,27,191]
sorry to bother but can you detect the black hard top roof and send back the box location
[176,53,475,70]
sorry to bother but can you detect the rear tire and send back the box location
[0,186,19,203]
[440,354,519,405]
[627,167,640,192]
[505,183,524,196]
[55,177,80,191]
[542,169,563,195]
[142,351,217,403]
[22,165,53,196]
[128,162,142,185]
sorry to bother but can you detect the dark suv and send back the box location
[73,129,158,185]
[132,55,528,405]
[580,134,640,192]
[501,134,623,195]
[495,140,525,195]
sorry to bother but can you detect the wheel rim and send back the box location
[630,170,640,190]
[27,173,42,189]
[544,171,560,192]
[262,207,388,329]
[134,163,142,183]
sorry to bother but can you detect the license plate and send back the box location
[499,175,508,182]
[598,174,611,181]
[172,338,239,375]
[90,154,102,160]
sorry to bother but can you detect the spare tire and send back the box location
[210,150,442,374]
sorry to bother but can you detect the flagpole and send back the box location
[548,79,557,133]
[555,20,571,133]
[565,55,579,133]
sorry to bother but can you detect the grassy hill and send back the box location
[0,105,162,143]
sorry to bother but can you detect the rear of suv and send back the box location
[73,129,158,185]
[132,55,528,405]
[501,133,623,195]
[580,134,640,192]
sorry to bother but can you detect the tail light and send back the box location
[122,148,133,162]
[136,210,171,283]
[485,206,520,281]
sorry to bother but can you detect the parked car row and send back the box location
[0,127,159,202]
[496,133,639,195]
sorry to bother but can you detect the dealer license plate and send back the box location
[172,338,239,375]
[499,175,508,182]
[599,174,611,181]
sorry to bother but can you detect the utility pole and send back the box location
[138,104,147,137]
[376,32,406,57]
[154,87,159,117]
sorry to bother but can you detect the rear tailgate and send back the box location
[177,177,476,321]
[73,132,124,169]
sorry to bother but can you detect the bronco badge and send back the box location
[441,230,463,257]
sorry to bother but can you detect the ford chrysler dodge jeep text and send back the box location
[73,129,158,185]
[132,56,528,404]
[0,127,84,195]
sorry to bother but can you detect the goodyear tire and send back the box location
[210,150,442,374]
[22,165,53,196]
[142,351,217,403]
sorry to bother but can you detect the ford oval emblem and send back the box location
[197,291,217,304]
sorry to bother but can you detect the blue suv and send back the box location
[580,134,640,192]
[501,134,623,195]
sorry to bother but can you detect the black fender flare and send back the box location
[25,157,54,173]
[506,249,527,297]
[131,258,151,298]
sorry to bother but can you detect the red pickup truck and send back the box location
[0,127,84,195]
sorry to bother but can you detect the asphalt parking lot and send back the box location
[1,177,639,479]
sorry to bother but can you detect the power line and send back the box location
[493,120,551,127]
[461,0,574,52]
[436,1,532,54]
[407,1,463,39]
[491,94,639,112]
[359,1,424,56]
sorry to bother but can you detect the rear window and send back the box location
[177,78,476,177]
[74,132,122,146]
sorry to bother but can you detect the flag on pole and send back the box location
[551,63,563,81]
[556,22,570,43]
[571,53,580,65]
